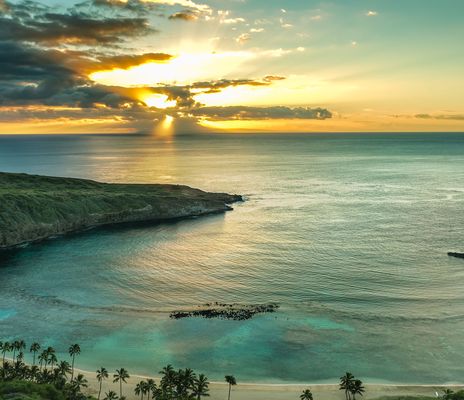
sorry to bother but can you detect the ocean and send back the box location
[1,132,464,384]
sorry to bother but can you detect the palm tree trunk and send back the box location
[71,355,75,381]
[98,381,102,400]
[228,383,231,400]
[120,380,122,398]
[33,352,36,366]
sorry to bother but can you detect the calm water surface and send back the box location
[1,133,464,383]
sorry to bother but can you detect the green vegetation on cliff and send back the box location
[0,172,241,249]
[0,380,67,400]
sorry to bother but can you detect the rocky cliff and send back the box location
[0,172,242,249]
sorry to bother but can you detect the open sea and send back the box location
[1,132,464,384]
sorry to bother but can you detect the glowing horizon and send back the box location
[0,0,463,134]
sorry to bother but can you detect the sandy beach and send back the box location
[75,367,463,400]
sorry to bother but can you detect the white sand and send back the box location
[75,367,464,400]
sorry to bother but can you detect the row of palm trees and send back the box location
[1,340,85,400]
[0,339,231,400]
[1,339,372,400]
[1,340,81,379]
[95,365,217,400]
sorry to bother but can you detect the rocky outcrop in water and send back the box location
[0,172,242,249]
[170,303,279,320]
[448,252,464,259]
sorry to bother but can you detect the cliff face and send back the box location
[0,172,242,249]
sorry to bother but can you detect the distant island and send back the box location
[0,172,242,249]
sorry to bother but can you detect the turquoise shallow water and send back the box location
[1,133,464,383]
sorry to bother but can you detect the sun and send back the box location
[141,93,176,109]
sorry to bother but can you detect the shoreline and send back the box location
[72,366,464,400]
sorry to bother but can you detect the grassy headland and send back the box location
[0,172,241,249]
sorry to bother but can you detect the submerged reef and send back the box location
[170,303,280,320]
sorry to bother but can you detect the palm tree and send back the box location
[350,379,365,400]
[18,340,26,353]
[145,378,156,399]
[29,365,39,381]
[135,380,146,400]
[12,340,22,362]
[1,341,11,366]
[192,373,210,400]
[38,350,48,371]
[30,342,41,366]
[72,373,89,391]
[300,389,313,400]
[17,351,24,363]
[104,391,119,400]
[113,368,130,398]
[58,360,72,379]
[225,375,237,400]
[443,389,455,400]
[339,372,355,400]
[160,364,175,396]
[68,344,81,381]
[48,352,58,370]
[97,367,109,400]
[176,368,195,397]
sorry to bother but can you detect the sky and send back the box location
[1,0,463,134]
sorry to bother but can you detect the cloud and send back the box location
[366,10,378,16]
[192,78,275,91]
[236,33,251,44]
[95,53,173,70]
[263,75,286,82]
[280,18,293,28]
[91,0,154,14]
[218,10,245,24]
[0,37,139,109]
[168,11,198,20]
[191,106,333,120]
[135,77,283,109]
[142,0,211,12]
[0,0,334,133]
[94,0,211,13]
[415,113,464,121]
[0,3,154,45]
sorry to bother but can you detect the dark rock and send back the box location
[448,252,464,259]
[169,303,279,321]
